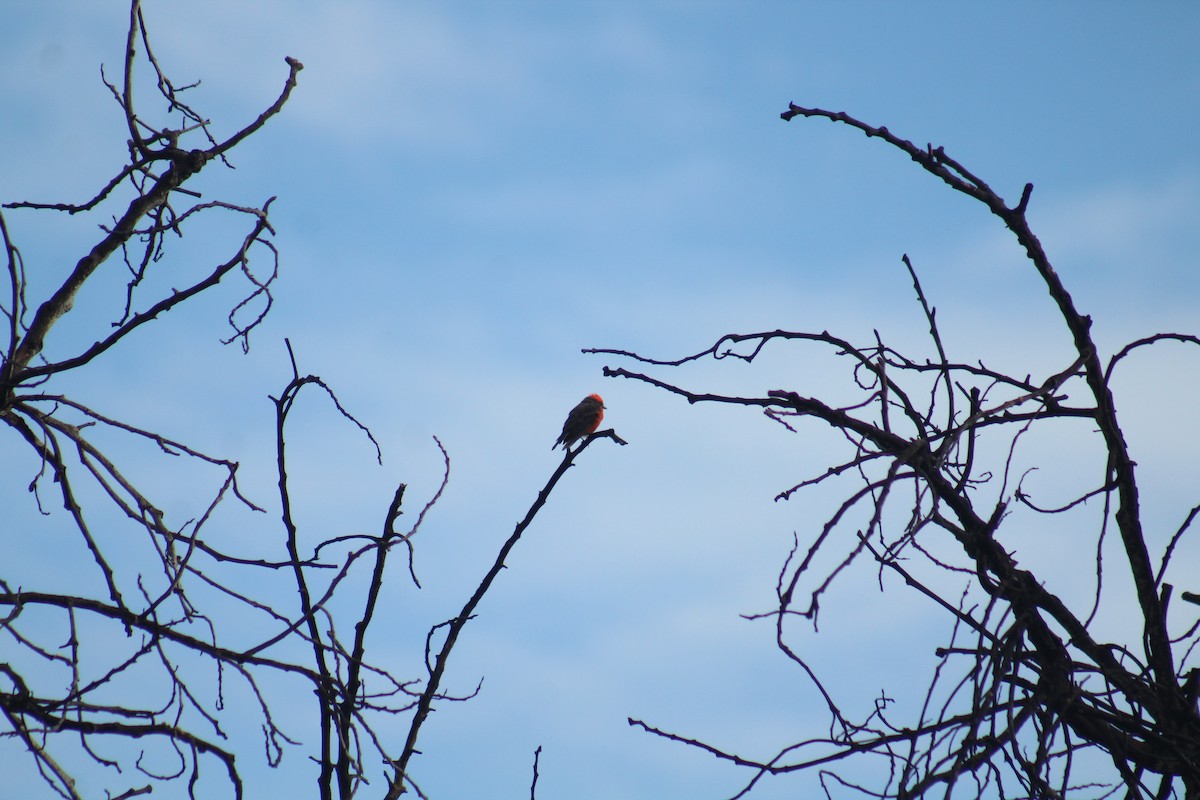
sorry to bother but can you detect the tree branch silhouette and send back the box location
[0,3,317,796]
[388,430,624,797]
[591,105,1200,798]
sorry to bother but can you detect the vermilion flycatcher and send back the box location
[553,394,605,451]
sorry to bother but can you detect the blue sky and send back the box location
[3,3,1200,798]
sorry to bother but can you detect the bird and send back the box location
[553,393,605,451]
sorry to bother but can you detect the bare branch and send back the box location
[593,105,1200,797]
[388,432,619,797]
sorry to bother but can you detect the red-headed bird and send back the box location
[553,393,605,451]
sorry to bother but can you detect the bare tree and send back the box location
[14,5,1193,798]
[594,105,1200,799]
[1,4,624,799]
[0,2,307,796]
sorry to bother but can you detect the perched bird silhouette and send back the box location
[553,394,605,451]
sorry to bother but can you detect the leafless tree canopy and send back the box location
[1,2,306,797]
[4,4,1197,800]
[1,9,627,799]
[592,106,1200,798]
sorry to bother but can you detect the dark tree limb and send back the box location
[388,430,623,797]
[0,3,312,797]
[593,106,1200,798]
